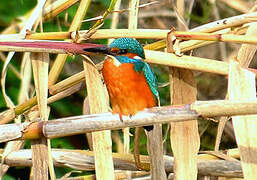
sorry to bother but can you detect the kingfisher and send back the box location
[84,38,159,131]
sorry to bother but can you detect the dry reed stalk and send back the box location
[26,29,170,40]
[169,9,199,180]
[228,61,257,179]
[0,148,244,177]
[173,31,257,44]
[83,97,93,151]
[82,55,115,179]
[236,23,257,67]
[2,100,257,142]
[48,0,91,86]
[48,71,85,95]
[145,50,229,75]
[30,52,52,179]
[108,0,121,44]
[43,0,80,20]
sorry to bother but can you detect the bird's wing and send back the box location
[142,62,160,105]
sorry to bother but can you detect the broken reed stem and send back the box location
[0,149,243,178]
[173,31,257,45]
[1,100,257,143]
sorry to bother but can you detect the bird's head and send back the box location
[83,38,145,59]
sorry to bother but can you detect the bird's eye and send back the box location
[110,47,119,53]
[110,47,128,55]
[119,49,127,54]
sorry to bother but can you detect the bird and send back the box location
[84,38,159,131]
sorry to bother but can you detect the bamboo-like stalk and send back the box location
[228,58,257,178]
[145,50,229,75]
[172,31,257,44]
[190,11,257,33]
[48,71,85,95]
[25,29,170,40]
[82,55,115,179]
[0,149,243,177]
[1,100,257,142]
[30,52,50,180]
[169,8,200,180]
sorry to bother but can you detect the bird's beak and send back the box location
[83,45,112,55]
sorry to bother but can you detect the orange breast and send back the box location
[102,56,156,116]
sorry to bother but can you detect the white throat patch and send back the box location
[106,55,121,67]
[133,55,142,60]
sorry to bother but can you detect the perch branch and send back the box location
[1,100,257,143]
